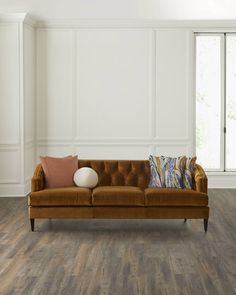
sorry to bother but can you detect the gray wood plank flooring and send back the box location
[0,189,235,295]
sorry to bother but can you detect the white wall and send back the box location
[23,23,35,193]
[36,26,193,161]
[35,20,236,188]
[0,22,21,196]
[1,14,236,195]
[0,15,35,196]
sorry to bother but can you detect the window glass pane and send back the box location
[196,35,222,170]
[226,35,236,170]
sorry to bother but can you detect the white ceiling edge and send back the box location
[29,18,236,29]
[1,13,236,29]
[0,13,26,22]
[27,19,236,32]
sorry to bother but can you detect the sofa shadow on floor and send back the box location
[35,218,207,234]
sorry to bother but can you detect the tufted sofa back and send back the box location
[78,160,150,190]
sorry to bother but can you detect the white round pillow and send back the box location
[73,167,98,188]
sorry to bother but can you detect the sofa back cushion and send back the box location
[78,160,150,190]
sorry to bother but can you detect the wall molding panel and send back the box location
[155,29,190,142]
[0,14,35,196]
[74,29,154,140]
[1,14,236,195]
[207,174,236,188]
[35,19,236,29]
[0,149,21,184]
[35,20,236,189]
[36,24,194,161]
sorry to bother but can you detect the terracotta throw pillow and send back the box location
[40,156,78,188]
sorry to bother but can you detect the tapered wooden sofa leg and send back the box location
[30,219,35,232]
[184,218,187,222]
[204,219,208,232]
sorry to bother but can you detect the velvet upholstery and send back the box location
[194,164,208,194]
[29,159,209,227]
[31,164,45,192]
[145,188,208,206]
[29,207,209,220]
[29,187,91,206]
[92,186,144,206]
[78,160,150,190]
[31,160,208,193]
[29,206,93,218]
[93,207,145,218]
[146,206,209,219]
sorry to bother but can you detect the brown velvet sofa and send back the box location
[28,159,209,232]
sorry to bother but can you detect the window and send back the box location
[226,35,236,170]
[196,33,236,171]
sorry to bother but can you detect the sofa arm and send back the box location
[31,164,45,192]
[194,164,208,194]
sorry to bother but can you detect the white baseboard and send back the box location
[207,174,236,188]
[0,181,30,197]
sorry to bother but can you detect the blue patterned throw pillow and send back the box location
[149,155,163,188]
[149,155,186,188]
[183,156,197,189]
[162,156,186,188]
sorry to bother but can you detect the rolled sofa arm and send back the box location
[31,164,45,192]
[194,164,208,194]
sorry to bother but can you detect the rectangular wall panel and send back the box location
[36,145,74,162]
[154,144,190,157]
[24,145,35,181]
[75,29,152,139]
[36,29,74,141]
[74,145,151,160]
[0,24,20,144]
[23,24,36,194]
[0,149,20,183]
[24,25,35,144]
[156,29,189,140]
[35,27,194,166]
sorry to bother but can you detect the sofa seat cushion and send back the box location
[145,188,208,206]
[29,187,92,206]
[92,186,145,206]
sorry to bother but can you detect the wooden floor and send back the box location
[0,189,236,295]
